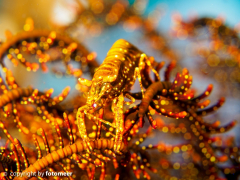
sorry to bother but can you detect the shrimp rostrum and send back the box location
[77,39,159,153]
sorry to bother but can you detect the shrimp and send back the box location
[76,39,159,153]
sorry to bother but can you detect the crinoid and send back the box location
[0,18,99,78]
[173,16,240,98]
[122,59,237,179]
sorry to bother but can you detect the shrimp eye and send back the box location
[92,103,97,108]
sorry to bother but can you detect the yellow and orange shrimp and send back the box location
[77,39,160,153]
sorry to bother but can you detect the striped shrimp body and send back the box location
[77,39,159,152]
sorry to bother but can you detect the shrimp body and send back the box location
[77,39,156,152]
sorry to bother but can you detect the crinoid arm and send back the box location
[139,53,161,85]
[124,93,136,105]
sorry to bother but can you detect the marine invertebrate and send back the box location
[77,39,160,153]
[173,16,239,45]
[17,139,127,180]
[0,19,99,77]
[57,0,129,36]
[0,1,239,178]
[118,58,237,179]
[173,16,240,98]
[0,41,238,180]
[58,0,179,63]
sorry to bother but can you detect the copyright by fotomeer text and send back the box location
[1,171,72,177]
